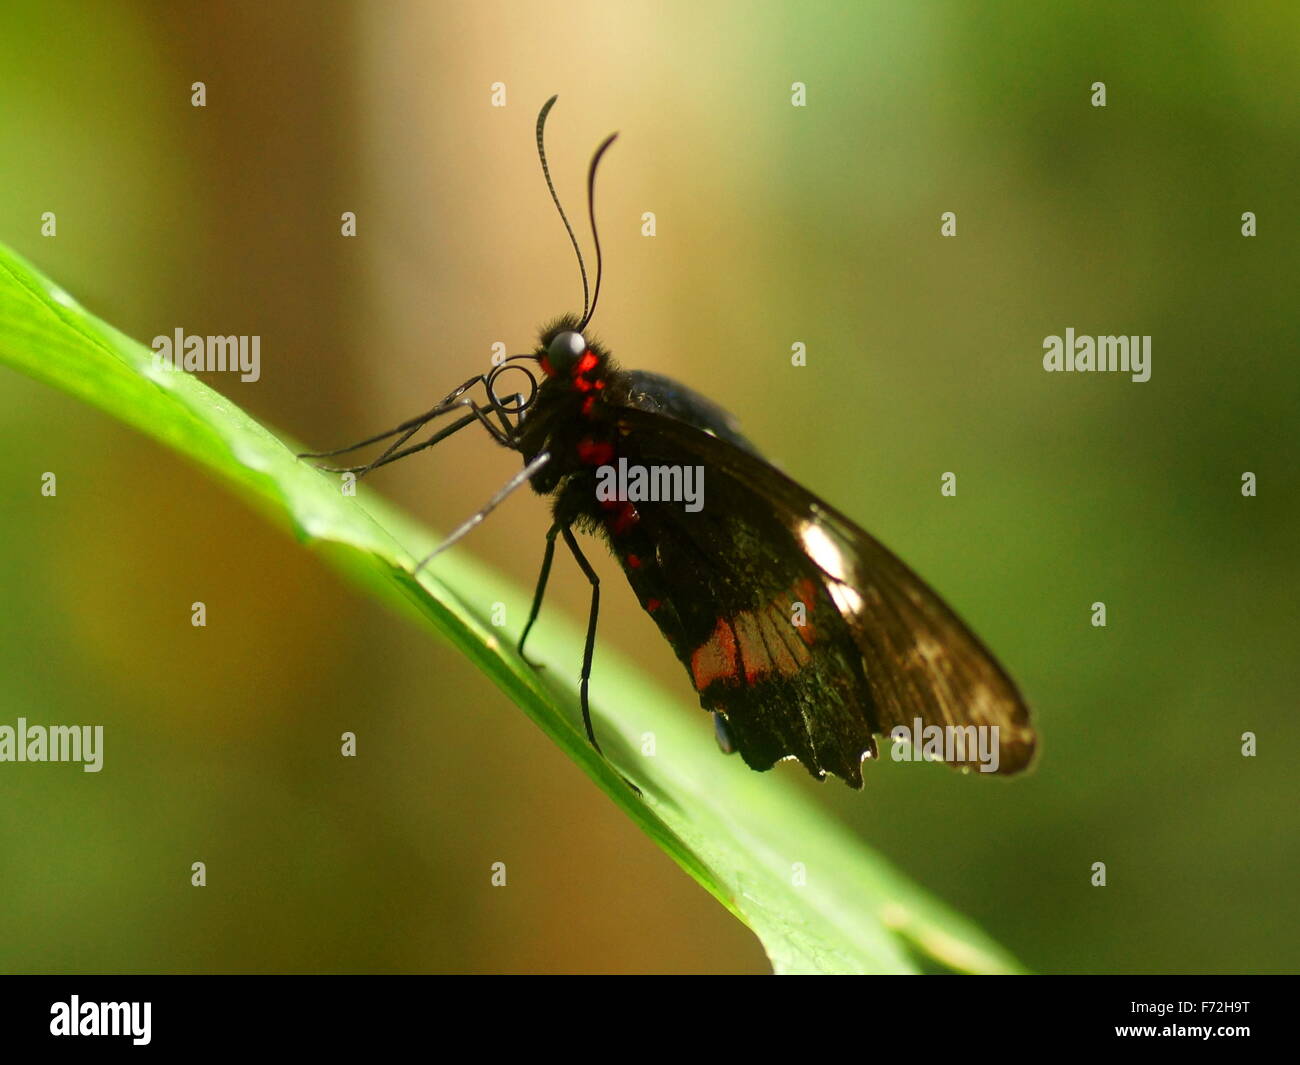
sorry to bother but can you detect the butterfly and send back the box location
[299,96,1036,788]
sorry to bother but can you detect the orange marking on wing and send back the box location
[791,578,819,645]
[757,606,800,676]
[732,612,773,683]
[764,582,816,657]
[773,603,813,667]
[690,618,737,690]
[692,579,825,695]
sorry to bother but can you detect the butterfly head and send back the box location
[536,314,610,386]
[542,327,588,376]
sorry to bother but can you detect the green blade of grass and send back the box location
[0,241,1025,974]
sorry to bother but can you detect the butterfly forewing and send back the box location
[608,406,1036,785]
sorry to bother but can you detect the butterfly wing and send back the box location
[604,405,1036,786]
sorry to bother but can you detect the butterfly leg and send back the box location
[313,412,477,475]
[561,527,641,796]
[312,398,517,478]
[517,524,560,669]
[296,373,487,460]
[560,525,603,754]
[412,451,550,573]
[491,392,527,438]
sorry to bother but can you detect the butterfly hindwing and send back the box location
[596,444,881,785]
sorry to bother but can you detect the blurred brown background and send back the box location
[0,1,1296,973]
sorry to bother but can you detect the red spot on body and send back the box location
[691,619,738,690]
[539,355,556,377]
[608,502,639,535]
[645,597,661,613]
[571,353,600,393]
[626,554,643,569]
[576,437,614,466]
[581,395,596,416]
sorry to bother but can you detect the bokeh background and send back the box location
[1,1,1296,973]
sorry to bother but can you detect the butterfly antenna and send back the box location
[578,131,618,332]
[536,96,589,323]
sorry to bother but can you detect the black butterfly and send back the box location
[300,96,1036,788]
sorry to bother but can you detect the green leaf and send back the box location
[0,241,1024,974]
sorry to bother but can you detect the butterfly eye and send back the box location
[547,330,587,371]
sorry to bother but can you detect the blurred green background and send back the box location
[1,1,1296,973]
